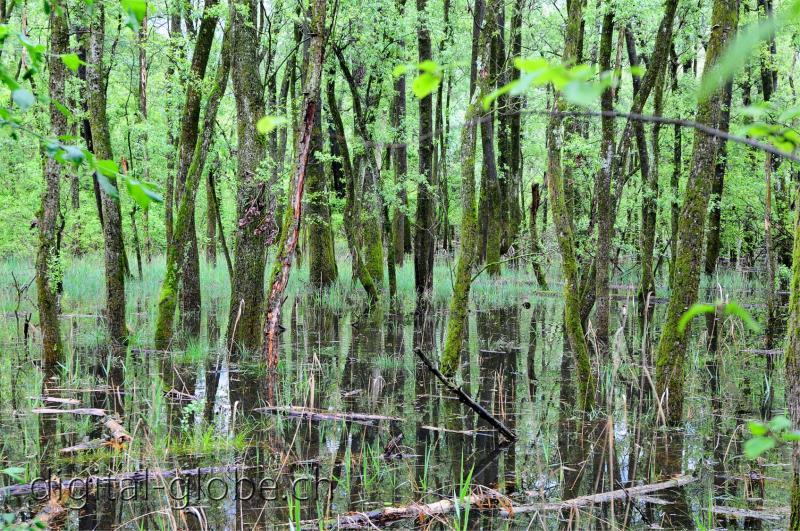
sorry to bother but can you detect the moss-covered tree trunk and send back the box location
[174,0,219,338]
[414,0,435,299]
[439,0,495,377]
[306,68,337,288]
[594,5,615,356]
[638,62,667,328]
[704,81,733,278]
[206,158,218,266]
[654,0,738,425]
[87,3,127,351]
[263,0,327,367]
[545,0,596,410]
[390,29,408,266]
[37,4,67,368]
[785,179,800,530]
[227,0,269,353]
[155,28,230,349]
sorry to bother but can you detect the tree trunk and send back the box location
[704,81,733,277]
[439,0,494,376]
[306,72,338,288]
[594,5,615,356]
[87,2,127,351]
[164,4,183,249]
[654,0,738,425]
[227,0,269,353]
[529,183,548,289]
[544,0,596,410]
[669,47,681,286]
[263,0,328,367]
[206,157,218,266]
[174,0,219,338]
[138,14,152,263]
[37,4,67,369]
[414,0,435,299]
[785,179,800,530]
[156,27,230,349]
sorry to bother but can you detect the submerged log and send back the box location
[32,407,106,416]
[256,406,402,424]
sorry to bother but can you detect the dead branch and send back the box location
[256,406,402,424]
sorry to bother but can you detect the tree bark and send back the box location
[544,0,596,409]
[785,179,800,530]
[414,0,435,299]
[227,0,269,353]
[156,27,231,349]
[654,0,738,425]
[87,2,127,351]
[37,4,68,369]
[263,0,327,367]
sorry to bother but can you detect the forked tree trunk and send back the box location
[654,0,738,425]
[155,28,231,349]
[37,4,68,369]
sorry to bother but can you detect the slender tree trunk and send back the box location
[87,3,127,351]
[439,0,495,376]
[227,0,269,353]
[165,3,183,250]
[594,5,615,356]
[638,61,668,328]
[654,0,738,425]
[306,69,337,288]
[138,14,152,263]
[263,0,327,367]
[669,48,681,286]
[391,17,408,265]
[545,0,596,409]
[529,182,548,289]
[206,157,218,266]
[704,81,733,277]
[155,28,231,349]
[414,0,435,299]
[786,179,800,530]
[175,0,219,338]
[37,4,67,368]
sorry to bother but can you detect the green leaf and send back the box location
[677,303,716,333]
[1,466,24,482]
[125,177,162,209]
[768,415,791,433]
[256,116,288,135]
[60,53,85,73]
[723,302,761,332]
[482,80,518,110]
[121,0,147,30]
[12,88,35,111]
[412,71,440,99]
[562,80,605,107]
[59,145,85,165]
[54,100,73,120]
[743,436,776,459]
[748,421,769,436]
[96,172,119,199]
[95,159,120,177]
[782,431,800,442]
[392,64,409,77]
[514,57,549,73]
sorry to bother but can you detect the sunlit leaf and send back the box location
[60,53,85,73]
[677,303,715,333]
[125,177,162,209]
[748,421,769,436]
[96,172,119,199]
[744,436,776,459]
[121,0,147,30]
[412,71,440,99]
[1,467,24,482]
[256,115,288,135]
[769,415,791,433]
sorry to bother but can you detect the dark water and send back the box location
[0,266,794,529]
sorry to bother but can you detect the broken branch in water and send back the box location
[415,349,517,441]
[511,474,698,514]
[255,406,402,424]
[32,407,106,416]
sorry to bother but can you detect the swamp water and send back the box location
[0,257,794,529]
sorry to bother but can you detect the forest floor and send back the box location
[0,252,793,529]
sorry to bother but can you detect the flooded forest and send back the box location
[3,0,800,528]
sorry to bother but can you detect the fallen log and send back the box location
[28,397,80,405]
[103,416,132,443]
[711,506,786,521]
[32,408,106,417]
[415,349,517,441]
[506,474,697,515]
[304,489,503,529]
[256,406,402,424]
